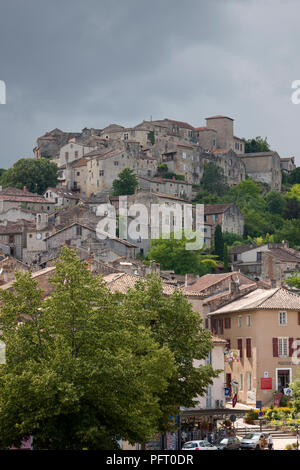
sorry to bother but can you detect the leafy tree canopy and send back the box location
[147,232,218,275]
[112,168,138,196]
[199,162,229,197]
[287,167,300,185]
[0,158,58,194]
[0,248,175,450]
[245,136,271,153]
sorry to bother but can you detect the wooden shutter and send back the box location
[272,338,278,357]
[212,318,217,334]
[237,338,243,359]
[289,337,294,357]
[246,338,252,358]
[225,318,231,329]
[298,312,300,325]
[220,319,224,334]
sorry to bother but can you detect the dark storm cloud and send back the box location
[0,0,300,167]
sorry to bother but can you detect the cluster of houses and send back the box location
[0,114,299,446]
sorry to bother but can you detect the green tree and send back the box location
[245,136,271,153]
[0,169,6,179]
[0,247,174,449]
[147,232,218,275]
[0,158,58,194]
[288,167,300,185]
[214,225,224,261]
[285,272,300,289]
[223,243,229,272]
[121,276,220,432]
[148,131,155,145]
[112,168,138,196]
[200,162,229,196]
[286,184,300,202]
[265,191,286,215]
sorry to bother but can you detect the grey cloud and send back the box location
[0,0,300,168]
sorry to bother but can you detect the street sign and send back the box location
[224,387,230,397]
[258,411,264,418]
[256,400,262,409]
[230,415,237,423]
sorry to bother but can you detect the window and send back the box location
[234,254,238,262]
[182,152,186,159]
[183,164,186,171]
[212,214,217,222]
[114,161,119,166]
[278,337,288,357]
[76,226,82,236]
[99,170,104,176]
[246,338,252,358]
[257,252,262,261]
[124,133,128,140]
[65,152,69,159]
[237,338,243,359]
[237,316,242,328]
[213,139,216,146]
[74,151,78,158]
[247,372,252,391]
[77,172,80,176]
[246,315,251,327]
[225,318,231,329]
[239,373,243,391]
[279,312,287,326]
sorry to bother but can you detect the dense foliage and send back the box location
[0,247,218,449]
[112,168,138,196]
[0,158,58,194]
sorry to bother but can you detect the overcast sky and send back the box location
[1,0,300,168]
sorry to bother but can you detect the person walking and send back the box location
[267,434,273,450]
[260,434,266,450]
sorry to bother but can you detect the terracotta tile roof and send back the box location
[103,272,176,296]
[280,157,294,162]
[182,272,255,294]
[45,188,80,200]
[204,204,233,215]
[73,158,88,168]
[266,248,300,263]
[194,127,216,132]
[0,187,51,204]
[230,245,258,254]
[164,119,195,130]
[209,287,300,314]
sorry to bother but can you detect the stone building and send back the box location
[280,157,296,174]
[0,187,55,213]
[239,151,282,191]
[204,203,244,237]
[203,116,245,154]
[137,175,193,200]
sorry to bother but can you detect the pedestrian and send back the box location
[267,434,273,450]
[260,434,266,450]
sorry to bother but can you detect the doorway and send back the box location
[276,369,291,393]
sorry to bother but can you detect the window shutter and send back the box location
[228,318,231,329]
[225,318,231,329]
[272,338,278,357]
[246,338,252,358]
[220,319,224,334]
[289,337,294,357]
[237,339,243,359]
[298,312,300,325]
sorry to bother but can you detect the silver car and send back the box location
[240,432,267,450]
[182,440,218,450]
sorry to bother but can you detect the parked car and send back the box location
[182,440,218,450]
[216,436,241,450]
[240,432,268,450]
